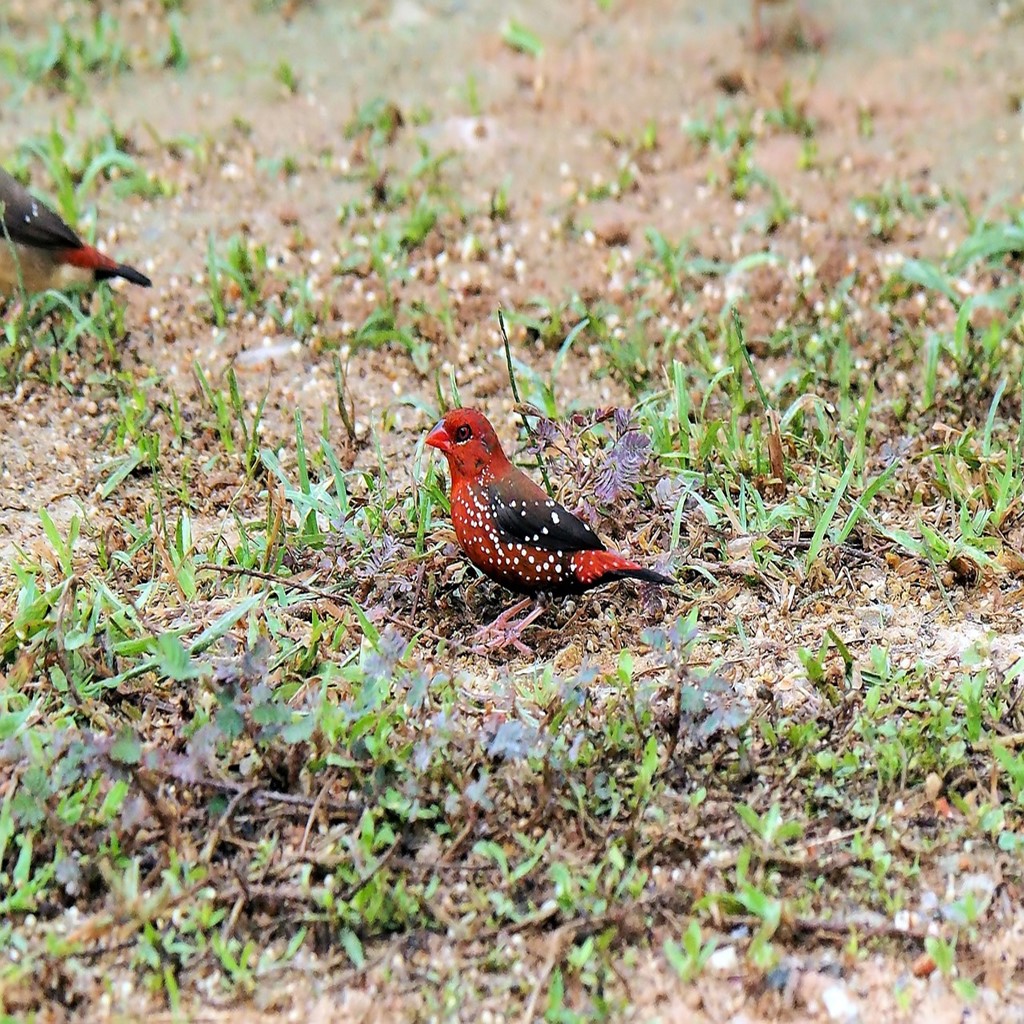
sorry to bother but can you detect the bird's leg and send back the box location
[471,596,548,656]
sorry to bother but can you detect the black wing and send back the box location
[0,168,82,251]
[488,476,605,553]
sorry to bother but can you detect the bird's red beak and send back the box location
[425,420,452,454]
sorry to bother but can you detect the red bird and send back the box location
[0,166,151,296]
[426,408,672,649]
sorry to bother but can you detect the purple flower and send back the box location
[535,417,559,444]
[356,534,402,579]
[652,475,685,511]
[486,720,538,760]
[524,416,559,456]
[594,429,652,503]
[364,626,407,679]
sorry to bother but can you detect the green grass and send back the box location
[0,1,197,100]
[4,276,1023,1010]
[2,17,1024,1021]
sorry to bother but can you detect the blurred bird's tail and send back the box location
[60,244,152,287]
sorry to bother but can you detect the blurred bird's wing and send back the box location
[0,169,82,251]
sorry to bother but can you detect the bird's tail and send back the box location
[573,550,674,587]
[617,565,675,586]
[60,244,152,287]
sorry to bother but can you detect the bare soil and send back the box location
[3,0,1024,1021]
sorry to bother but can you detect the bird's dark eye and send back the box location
[454,424,472,443]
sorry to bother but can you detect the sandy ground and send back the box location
[3,0,1024,1021]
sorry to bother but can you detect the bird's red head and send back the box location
[425,408,511,483]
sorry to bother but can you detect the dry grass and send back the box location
[2,0,1024,1020]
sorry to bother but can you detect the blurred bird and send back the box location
[750,0,825,50]
[0,166,151,296]
[426,408,672,652]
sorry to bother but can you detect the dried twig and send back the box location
[201,782,258,863]
[498,308,554,496]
